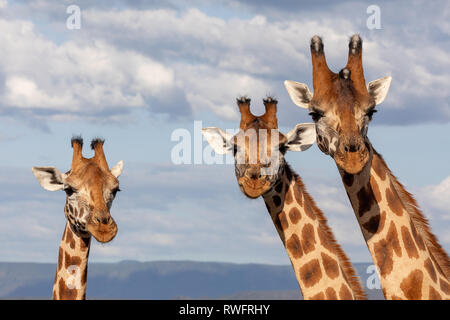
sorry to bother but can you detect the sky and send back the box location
[0,0,449,268]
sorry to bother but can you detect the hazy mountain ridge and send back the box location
[0,261,383,299]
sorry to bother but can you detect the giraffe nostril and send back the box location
[344,143,360,153]
[95,216,110,224]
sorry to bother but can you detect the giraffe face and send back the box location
[308,76,374,174]
[232,120,286,198]
[62,162,121,242]
[203,97,316,199]
[285,35,391,174]
[32,139,124,243]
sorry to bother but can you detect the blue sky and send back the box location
[0,0,449,266]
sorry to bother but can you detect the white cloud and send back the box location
[416,176,450,220]
[4,75,72,109]
[0,17,177,119]
[0,3,448,124]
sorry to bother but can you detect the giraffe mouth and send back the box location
[87,219,118,243]
[238,177,271,199]
[334,149,369,174]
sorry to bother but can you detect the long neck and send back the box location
[339,145,450,299]
[263,164,366,300]
[53,222,91,300]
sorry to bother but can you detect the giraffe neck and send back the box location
[339,145,450,299]
[262,163,366,300]
[53,222,91,300]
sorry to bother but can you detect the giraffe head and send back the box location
[202,97,316,198]
[32,137,123,243]
[285,35,391,174]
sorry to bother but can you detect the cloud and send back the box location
[0,16,187,122]
[416,176,450,220]
[1,1,448,126]
[406,176,450,247]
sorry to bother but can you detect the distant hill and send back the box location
[0,261,384,299]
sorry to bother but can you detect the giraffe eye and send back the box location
[64,186,76,197]
[308,111,324,122]
[233,145,239,156]
[365,108,377,120]
[112,187,121,197]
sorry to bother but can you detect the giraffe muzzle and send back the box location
[238,175,271,199]
[334,145,369,174]
[87,215,118,243]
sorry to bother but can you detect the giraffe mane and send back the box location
[287,164,367,300]
[373,150,450,281]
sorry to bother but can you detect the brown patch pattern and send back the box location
[339,284,353,300]
[321,252,340,279]
[325,287,338,300]
[285,189,293,205]
[424,258,437,283]
[299,259,322,288]
[400,269,423,300]
[369,176,382,202]
[278,211,289,230]
[272,195,282,207]
[286,234,303,259]
[342,173,354,187]
[428,286,442,300]
[373,222,402,277]
[58,278,76,300]
[356,186,375,217]
[410,220,426,251]
[289,207,301,224]
[301,223,316,254]
[317,228,334,252]
[378,211,386,233]
[385,184,404,216]
[372,155,386,181]
[293,183,303,206]
[401,226,419,259]
[386,222,402,257]
[303,203,316,220]
[362,214,380,234]
[440,278,450,294]
[373,239,393,277]
[274,182,283,193]
[310,292,325,300]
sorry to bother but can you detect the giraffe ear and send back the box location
[284,123,316,152]
[32,166,66,191]
[284,80,313,109]
[368,76,392,105]
[202,127,234,154]
[110,160,124,178]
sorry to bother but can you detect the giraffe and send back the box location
[202,97,366,300]
[284,34,450,299]
[32,137,123,300]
